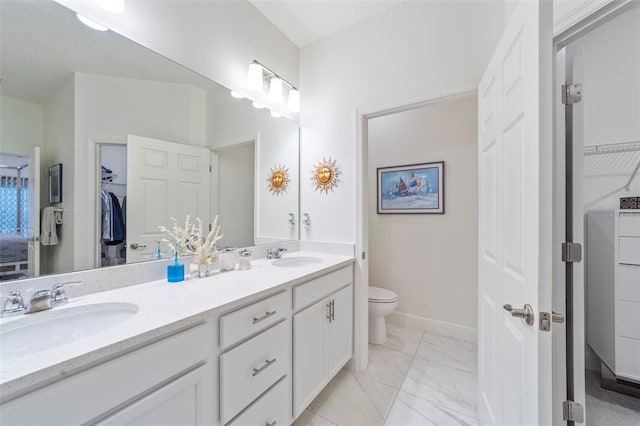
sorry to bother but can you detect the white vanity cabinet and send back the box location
[292,267,353,418]
[0,322,216,425]
[219,291,291,425]
[587,210,640,382]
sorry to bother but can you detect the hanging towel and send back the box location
[40,207,63,245]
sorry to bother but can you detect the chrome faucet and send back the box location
[265,247,287,260]
[0,280,82,317]
[0,291,26,317]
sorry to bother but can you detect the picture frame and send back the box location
[377,161,444,214]
[48,163,62,204]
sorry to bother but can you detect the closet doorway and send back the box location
[97,143,127,268]
[556,2,640,424]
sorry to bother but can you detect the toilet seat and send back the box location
[368,286,398,303]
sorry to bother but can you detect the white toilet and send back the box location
[368,286,398,344]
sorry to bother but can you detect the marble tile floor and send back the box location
[585,370,640,426]
[294,323,479,426]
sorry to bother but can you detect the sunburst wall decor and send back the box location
[311,157,341,194]
[267,164,289,196]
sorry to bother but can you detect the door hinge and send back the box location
[362,251,366,260]
[563,400,584,423]
[562,242,582,263]
[562,84,582,105]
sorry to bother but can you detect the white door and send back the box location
[327,285,353,378]
[293,299,327,418]
[477,1,553,424]
[97,366,211,426]
[127,135,210,263]
[27,147,40,277]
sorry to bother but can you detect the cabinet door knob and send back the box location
[252,358,276,377]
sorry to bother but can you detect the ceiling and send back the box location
[249,0,405,47]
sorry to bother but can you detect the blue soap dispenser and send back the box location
[167,244,184,283]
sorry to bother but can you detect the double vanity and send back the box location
[0,251,355,425]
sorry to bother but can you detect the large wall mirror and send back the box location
[0,0,299,282]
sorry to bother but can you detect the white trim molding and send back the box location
[388,311,478,344]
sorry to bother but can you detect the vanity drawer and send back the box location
[220,320,289,424]
[616,336,640,381]
[220,291,289,349]
[619,237,640,265]
[617,264,640,302]
[619,213,640,237]
[293,266,352,310]
[228,377,289,426]
[616,300,640,340]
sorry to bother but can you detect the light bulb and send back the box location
[96,0,125,14]
[269,77,283,103]
[247,63,263,91]
[230,90,244,99]
[252,102,265,109]
[287,89,300,113]
[76,14,109,31]
[270,111,282,118]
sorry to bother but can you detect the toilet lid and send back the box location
[368,286,398,302]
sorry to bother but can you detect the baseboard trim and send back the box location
[585,354,601,373]
[388,311,478,343]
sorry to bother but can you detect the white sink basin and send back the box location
[272,256,324,268]
[0,302,139,360]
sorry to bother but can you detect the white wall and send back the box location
[207,87,300,243]
[57,0,299,117]
[0,95,44,156]
[569,6,640,211]
[299,0,504,244]
[368,95,478,329]
[217,143,255,248]
[73,72,208,271]
[42,76,75,275]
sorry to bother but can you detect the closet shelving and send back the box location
[584,140,640,191]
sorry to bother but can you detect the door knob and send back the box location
[503,303,534,326]
[129,243,147,250]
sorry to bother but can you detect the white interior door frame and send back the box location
[551,2,634,424]
[355,84,477,372]
[86,137,126,269]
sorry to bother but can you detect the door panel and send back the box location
[477,0,553,424]
[127,135,209,263]
[293,300,327,418]
[327,285,353,378]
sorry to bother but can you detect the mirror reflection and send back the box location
[0,0,300,282]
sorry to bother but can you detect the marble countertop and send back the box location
[0,251,354,401]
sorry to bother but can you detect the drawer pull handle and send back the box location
[253,310,276,324]
[266,421,277,426]
[252,358,276,376]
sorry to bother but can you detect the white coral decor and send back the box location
[159,215,223,264]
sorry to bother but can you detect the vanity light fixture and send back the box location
[96,0,125,14]
[230,90,244,99]
[247,63,264,91]
[287,89,300,113]
[269,77,283,103]
[246,60,300,113]
[76,14,109,31]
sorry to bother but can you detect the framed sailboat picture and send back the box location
[377,161,444,214]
